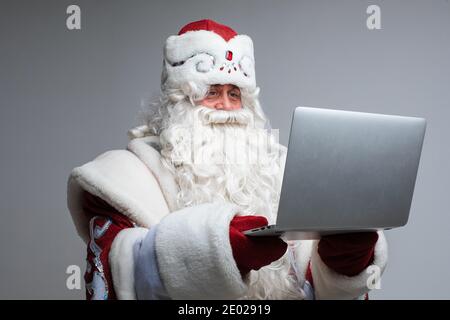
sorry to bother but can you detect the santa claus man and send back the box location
[67,19,388,300]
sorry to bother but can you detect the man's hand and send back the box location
[318,232,379,277]
[229,215,287,276]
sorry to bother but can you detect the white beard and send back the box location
[155,98,305,299]
[159,100,283,222]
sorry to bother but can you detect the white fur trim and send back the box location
[163,30,256,91]
[155,202,248,299]
[109,227,149,300]
[288,240,314,287]
[127,125,151,139]
[127,136,179,212]
[67,150,170,243]
[310,231,388,300]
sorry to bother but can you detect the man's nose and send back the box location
[215,95,233,110]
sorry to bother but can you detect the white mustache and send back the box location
[194,106,254,125]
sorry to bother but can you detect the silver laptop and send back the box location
[244,106,426,239]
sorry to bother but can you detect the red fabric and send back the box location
[305,261,314,288]
[178,19,238,41]
[318,232,378,277]
[229,215,287,276]
[82,191,133,300]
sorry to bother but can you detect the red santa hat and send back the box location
[161,19,256,93]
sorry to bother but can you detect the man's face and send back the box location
[197,84,242,110]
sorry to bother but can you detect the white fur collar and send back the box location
[127,135,179,212]
[67,136,176,243]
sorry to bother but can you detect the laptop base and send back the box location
[243,225,387,240]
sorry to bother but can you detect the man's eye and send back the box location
[230,92,241,99]
[208,91,218,96]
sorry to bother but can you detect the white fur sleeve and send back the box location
[154,202,248,299]
[310,231,388,300]
[109,226,171,300]
[109,227,149,300]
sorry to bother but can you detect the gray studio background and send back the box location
[1,0,449,299]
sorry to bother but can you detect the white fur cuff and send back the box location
[155,202,248,299]
[310,231,388,300]
[109,227,149,300]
